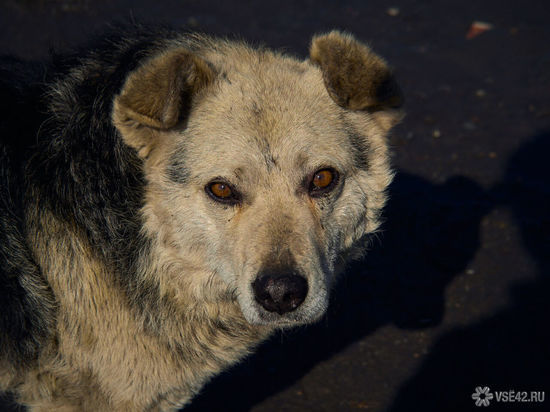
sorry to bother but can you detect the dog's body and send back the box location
[0,27,402,410]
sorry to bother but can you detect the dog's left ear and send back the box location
[309,31,403,130]
[113,49,215,157]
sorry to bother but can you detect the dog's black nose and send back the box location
[252,273,308,315]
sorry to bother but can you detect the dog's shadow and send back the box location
[388,132,550,411]
[186,168,491,411]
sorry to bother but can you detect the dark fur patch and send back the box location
[4,28,183,336]
[0,58,56,368]
[262,142,277,171]
[0,156,56,368]
[345,123,370,171]
[166,144,190,185]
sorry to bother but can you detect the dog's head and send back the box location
[113,31,402,327]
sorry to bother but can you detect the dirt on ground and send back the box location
[0,0,548,411]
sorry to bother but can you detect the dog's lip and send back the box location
[247,316,309,327]
[246,302,324,326]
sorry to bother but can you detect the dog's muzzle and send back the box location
[252,270,308,315]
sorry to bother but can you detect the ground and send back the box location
[0,0,548,411]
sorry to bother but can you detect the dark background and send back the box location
[0,1,549,411]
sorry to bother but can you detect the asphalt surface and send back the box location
[0,1,549,411]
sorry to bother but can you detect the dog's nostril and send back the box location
[252,274,308,315]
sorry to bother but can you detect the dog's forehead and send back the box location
[212,58,327,125]
[181,55,354,177]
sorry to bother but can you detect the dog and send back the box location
[0,27,402,410]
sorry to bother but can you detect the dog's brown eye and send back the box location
[210,182,232,198]
[206,181,240,204]
[309,168,338,196]
[313,170,333,189]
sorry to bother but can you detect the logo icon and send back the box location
[472,386,494,407]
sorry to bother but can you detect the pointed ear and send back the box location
[309,31,403,115]
[113,49,215,157]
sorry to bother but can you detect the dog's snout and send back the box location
[252,272,308,315]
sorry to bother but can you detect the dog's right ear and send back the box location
[113,49,215,158]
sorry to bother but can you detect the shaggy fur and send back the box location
[0,27,402,410]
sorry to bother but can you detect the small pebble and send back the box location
[424,115,435,124]
[463,121,477,131]
[475,89,487,98]
[466,21,494,40]
[387,7,400,16]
